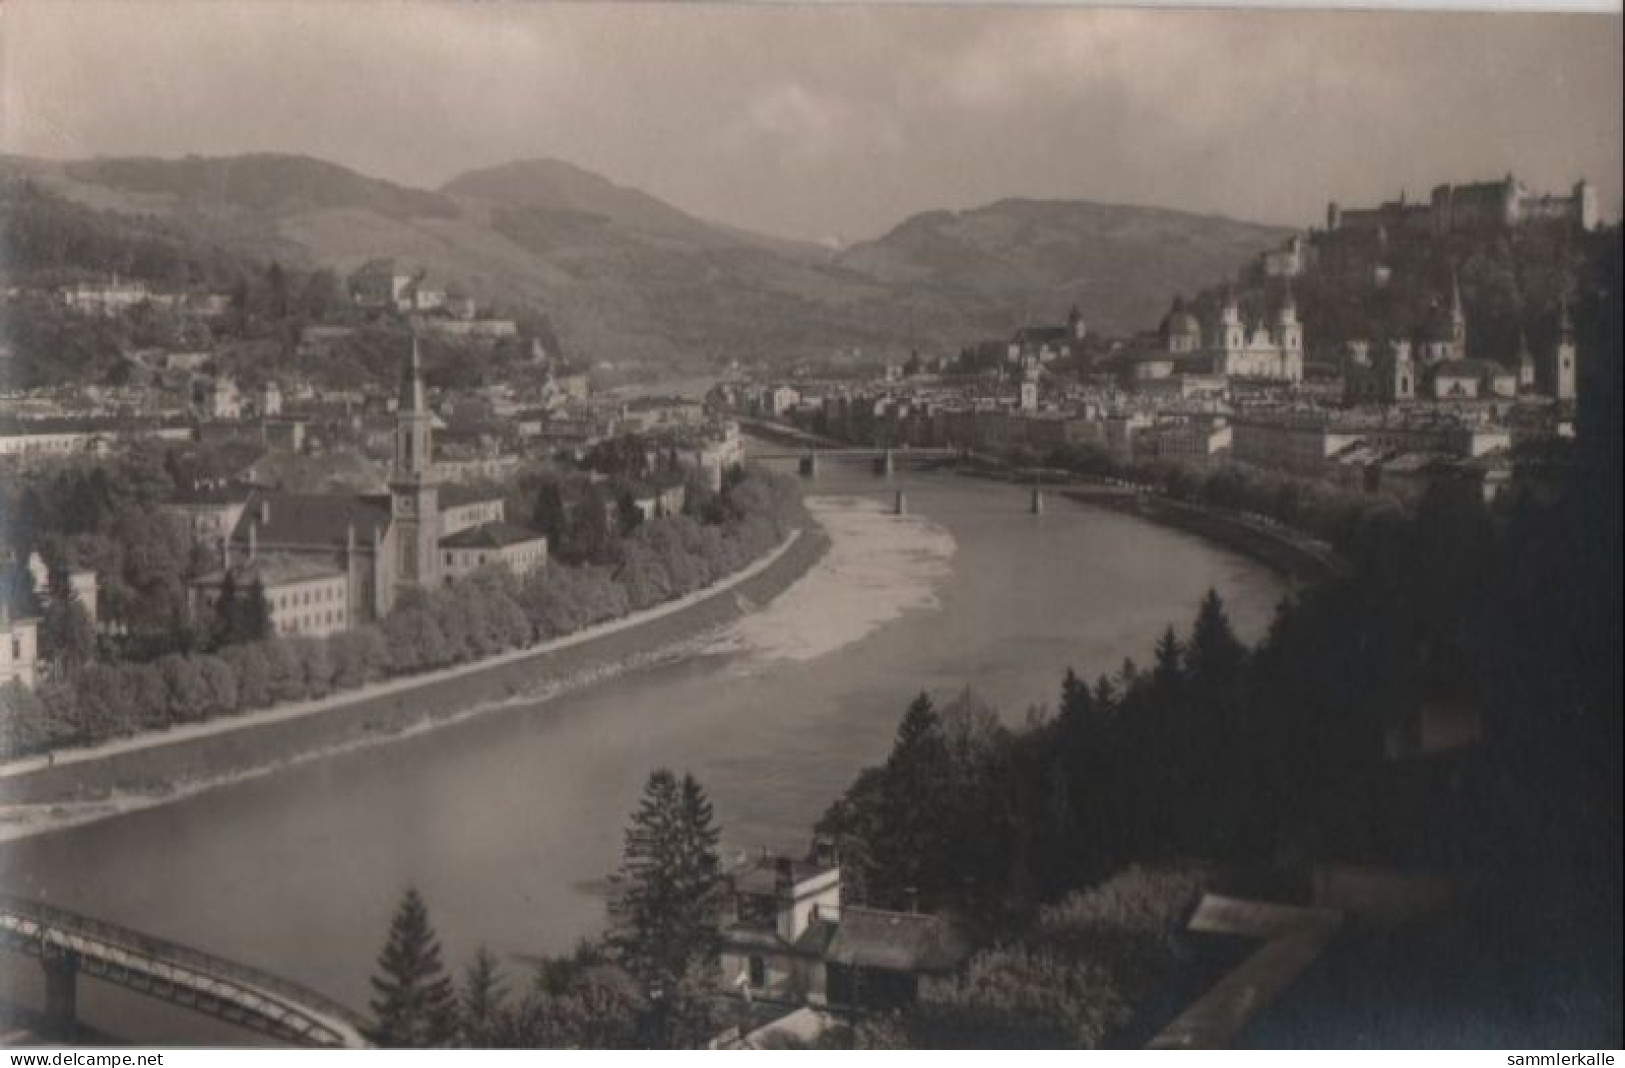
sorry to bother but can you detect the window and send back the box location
[748,956,766,987]
[10,637,20,660]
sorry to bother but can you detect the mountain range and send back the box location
[0,152,1292,367]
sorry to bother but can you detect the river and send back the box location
[0,465,1283,1044]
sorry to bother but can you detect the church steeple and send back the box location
[390,333,441,591]
[394,334,434,482]
[400,333,427,416]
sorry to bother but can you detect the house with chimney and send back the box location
[719,846,973,1012]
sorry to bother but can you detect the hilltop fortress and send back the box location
[1327,174,1598,236]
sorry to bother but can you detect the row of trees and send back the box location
[1027,438,1408,563]
[0,469,807,757]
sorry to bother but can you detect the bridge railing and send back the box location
[0,894,369,1039]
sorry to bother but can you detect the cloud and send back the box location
[1,2,1618,241]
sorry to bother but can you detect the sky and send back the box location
[2,1,1620,243]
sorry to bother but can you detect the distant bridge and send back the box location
[0,894,370,1047]
[747,444,966,478]
[748,447,964,461]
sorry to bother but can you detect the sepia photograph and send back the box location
[0,0,1620,1053]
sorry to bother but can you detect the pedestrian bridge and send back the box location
[0,894,370,1047]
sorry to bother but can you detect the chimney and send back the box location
[248,522,258,562]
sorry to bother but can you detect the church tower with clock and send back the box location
[390,335,442,590]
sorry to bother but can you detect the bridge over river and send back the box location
[0,895,370,1047]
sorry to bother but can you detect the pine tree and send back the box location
[1091,674,1117,715]
[460,945,507,1047]
[609,770,724,999]
[1187,589,1246,685]
[888,691,942,770]
[1054,669,1094,767]
[1152,626,1185,690]
[878,692,953,907]
[368,888,461,1048]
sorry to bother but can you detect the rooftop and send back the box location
[728,852,839,898]
[438,521,544,550]
[824,906,972,974]
[193,553,347,589]
[231,493,391,549]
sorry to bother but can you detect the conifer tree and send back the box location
[878,692,953,907]
[368,888,461,1048]
[888,691,943,771]
[1187,589,1245,685]
[1059,668,1092,724]
[1152,626,1186,690]
[609,769,724,994]
[460,945,507,1047]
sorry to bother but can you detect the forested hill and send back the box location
[2,152,1291,371]
[837,198,1292,338]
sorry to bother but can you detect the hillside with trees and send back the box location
[2,152,1293,373]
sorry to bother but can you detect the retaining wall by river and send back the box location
[1058,487,1345,586]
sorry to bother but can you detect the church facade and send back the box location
[1156,287,1304,383]
[208,337,545,630]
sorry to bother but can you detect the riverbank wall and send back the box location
[0,525,831,816]
[1058,486,1345,586]
[953,463,1341,585]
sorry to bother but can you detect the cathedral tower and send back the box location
[390,335,441,589]
[1552,299,1577,401]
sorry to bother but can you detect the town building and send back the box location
[25,553,98,627]
[1327,174,1598,236]
[1261,234,1310,278]
[440,523,548,583]
[719,849,972,1011]
[0,602,39,689]
[60,276,167,316]
[190,554,352,639]
[1208,287,1304,382]
[206,338,545,624]
[1007,305,1088,365]
[349,259,414,310]
[1141,287,1303,385]
[1344,284,1574,405]
[0,416,193,464]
